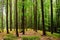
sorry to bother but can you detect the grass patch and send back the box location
[38,30,60,38]
[22,36,40,40]
[3,34,18,40]
[47,32,60,38]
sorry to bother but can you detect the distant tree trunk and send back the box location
[25,8,27,31]
[25,16,27,31]
[54,0,57,33]
[31,5,32,29]
[1,0,4,32]
[22,0,25,34]
[24,6,26,31]
[38,14,40,30]
[41,0,46,35]
[6,0,9,34]
[18,7,21,32]
[15,0,19,37]
[14,0,16,31]
[50,0,53,34]
[22,7,26,31]
[56,0,60,33]
[10,0,12,31]
[33,0,37,32]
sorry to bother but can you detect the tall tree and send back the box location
[10,0,12,31]
[22,0,25,34]
[41,0,46,35]
[18,0,21,32]
[54,0,58,33]
[6,0,9,34]
[15,0,19,37]
[50,0,53,34]
[14,0,16,31]
[31,3,33,29]
[56,0,60,33]
[1,0,4,32]
[33,0,37,32]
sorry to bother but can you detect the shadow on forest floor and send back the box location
[0,29,60,40]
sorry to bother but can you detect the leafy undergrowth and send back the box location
[0,29,60,40]
[38,30,60,40]
[3,34,18,40]
[38,30,60,37]
[21,36,40,40]
[47,32,60,38]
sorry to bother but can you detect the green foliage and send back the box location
[4,34,17,40]
[47,32,60,38]
[22,36,40,40]
[0,0,60,34]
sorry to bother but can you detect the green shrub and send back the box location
[22,36,40,40]
[4,34,17,40]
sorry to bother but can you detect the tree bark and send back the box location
[1,0,4,32]
[33,0,37,32]
[41,0,46,35]
[6,0,9,34]
[10,0,12,31]
[50,0,53,34]
[22,0,25,34]
[15,0,19,37]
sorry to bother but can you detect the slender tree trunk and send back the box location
[55,0,58,33]
[15,0,19,37]
[6,0,9,34]
[25,18,26,31]
[19,7,21,32]
[31,5,32,29]
[38,14,40,30]
[41,0,46,35]
[33,0,37,32]
[10,0,12,31]
[50,0,53,34]
[14,1,16,31]
[22,0,25,34]
[56,0,60,33]
[1,0,4,32]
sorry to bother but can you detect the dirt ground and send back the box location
[18,30,60,40]
[0,30,60,40]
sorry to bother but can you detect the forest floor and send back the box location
[0,29,60,40]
